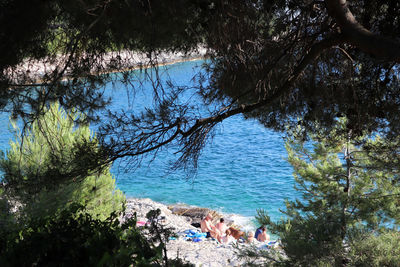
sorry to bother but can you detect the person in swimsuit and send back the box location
[255,226,263,240]
[256,226,270,242]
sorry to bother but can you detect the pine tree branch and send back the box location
[360,192,400,200]
[182,35,345,138]
[104,36,346,164]
[326,0,400,62]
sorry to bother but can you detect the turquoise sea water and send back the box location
[103,60,299,228]
[0,60,299,229]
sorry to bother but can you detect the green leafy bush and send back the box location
[0,204,158,266]
[0,204,195,266]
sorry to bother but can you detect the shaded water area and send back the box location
[0,60,300,228]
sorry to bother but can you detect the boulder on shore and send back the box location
[167,204,238,228]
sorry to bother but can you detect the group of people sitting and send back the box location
[200,214,230,243]
[200,213,270,244]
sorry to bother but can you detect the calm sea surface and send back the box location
[0,60,299,229]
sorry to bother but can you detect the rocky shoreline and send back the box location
[8,47,207,84]
[125,198,276,267]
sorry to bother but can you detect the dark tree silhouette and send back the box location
[1,0,400,170]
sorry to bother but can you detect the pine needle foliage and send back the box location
[0,102,125,220]
[255,121,400,266]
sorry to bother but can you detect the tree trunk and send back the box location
[326,0,400,62]
[336,135,352,266]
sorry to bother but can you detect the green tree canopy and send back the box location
[0,102,125,220]
[255,121,400,265]
[0,204,194,267]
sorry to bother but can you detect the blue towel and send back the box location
[185,231,207,238]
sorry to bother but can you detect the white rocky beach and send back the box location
[125,198,277,267]
[7,47,207,84]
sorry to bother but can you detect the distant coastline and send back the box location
[99,48,207,75]
[8,47,207,85]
